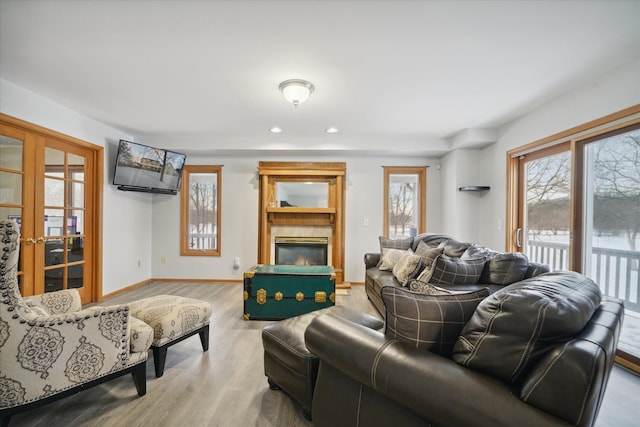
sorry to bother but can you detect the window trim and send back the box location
[383,166,427,238]
[180,165,222,256]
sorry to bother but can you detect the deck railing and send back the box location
[526,240,640,311]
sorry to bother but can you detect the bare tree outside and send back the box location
[526,151,571,239]
[189,174,217,250]
[591,131,640,252]
[388,174,418,237]
[526,131,640,252]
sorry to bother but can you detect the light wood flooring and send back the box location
[8,282,640,427]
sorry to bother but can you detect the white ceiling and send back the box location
[1,1,640,157]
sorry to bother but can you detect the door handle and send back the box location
[516,228,523,248]
[25,238,36,245]
[36,237,46,244]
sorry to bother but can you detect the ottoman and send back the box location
[261,305,383,420]
[129,295,212,377]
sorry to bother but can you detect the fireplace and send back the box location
[258,161,346,283]
[275,237,329,266]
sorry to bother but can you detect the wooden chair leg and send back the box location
[199,324,210,351]
[131,361,147,396]
[153,346,168,378]
[1,414,11,427]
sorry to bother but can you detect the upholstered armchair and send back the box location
[0,220,153,424]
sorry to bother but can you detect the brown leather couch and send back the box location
[306,271,624,427]
[365,233,550,315]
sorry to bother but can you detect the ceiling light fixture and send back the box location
[279,79,314,107]
[325,127,338,134]
[270,127,282,133]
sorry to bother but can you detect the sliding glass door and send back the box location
[578,125,640,365]
[509,110,640,371]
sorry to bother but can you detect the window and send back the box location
[180,165,221,256]
[507,105,640,371]
[383,167,426,238]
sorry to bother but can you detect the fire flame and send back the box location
[294,255,311,265]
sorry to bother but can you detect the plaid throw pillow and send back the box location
[382,285,490,356]
[427,255,485,285]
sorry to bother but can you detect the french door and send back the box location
[0,114,103,304]
[508,108,640,371]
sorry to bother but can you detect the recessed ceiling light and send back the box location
[325,127,338,134]
[270,127,282,133]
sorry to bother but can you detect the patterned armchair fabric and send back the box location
[0,220,152,420]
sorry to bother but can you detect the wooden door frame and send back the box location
[0,113,104,303]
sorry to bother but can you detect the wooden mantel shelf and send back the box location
[267,207,336,226]
[266,207,336,214]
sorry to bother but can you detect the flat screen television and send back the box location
[113,140,186,195]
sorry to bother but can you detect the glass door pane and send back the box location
[522,149,572,270]
[583,127,640,361]
[42,144,87,293]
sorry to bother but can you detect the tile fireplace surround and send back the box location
[257,161,346,284]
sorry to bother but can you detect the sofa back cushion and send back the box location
[452,271,602,384]
[382,285,490,357]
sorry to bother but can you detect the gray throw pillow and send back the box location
[379,248,410,271]
[392,252,423,285]
[378,236,413,266]
[382,285,490,357]
[479,252,529,285]
[407,280,451,295]
[413,246,443,281]
[427,255,485,285]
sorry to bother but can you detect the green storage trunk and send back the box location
[243,264,336,320]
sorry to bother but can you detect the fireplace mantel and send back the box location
[257,161,346,284]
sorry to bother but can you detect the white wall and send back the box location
[3,56,638,291]
[150,154,442,283]
[474,58,640,251]
[0,79,153,295]
[0,78,442,289]
[438,149,491,243]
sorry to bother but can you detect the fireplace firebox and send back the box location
[275,237,329,266]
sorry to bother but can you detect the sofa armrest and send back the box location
[305,314,566,427]
[364,253,380,269]
[23,289,83,314]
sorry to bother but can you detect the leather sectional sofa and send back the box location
[306,269,624,426]
[364,232,550,315]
